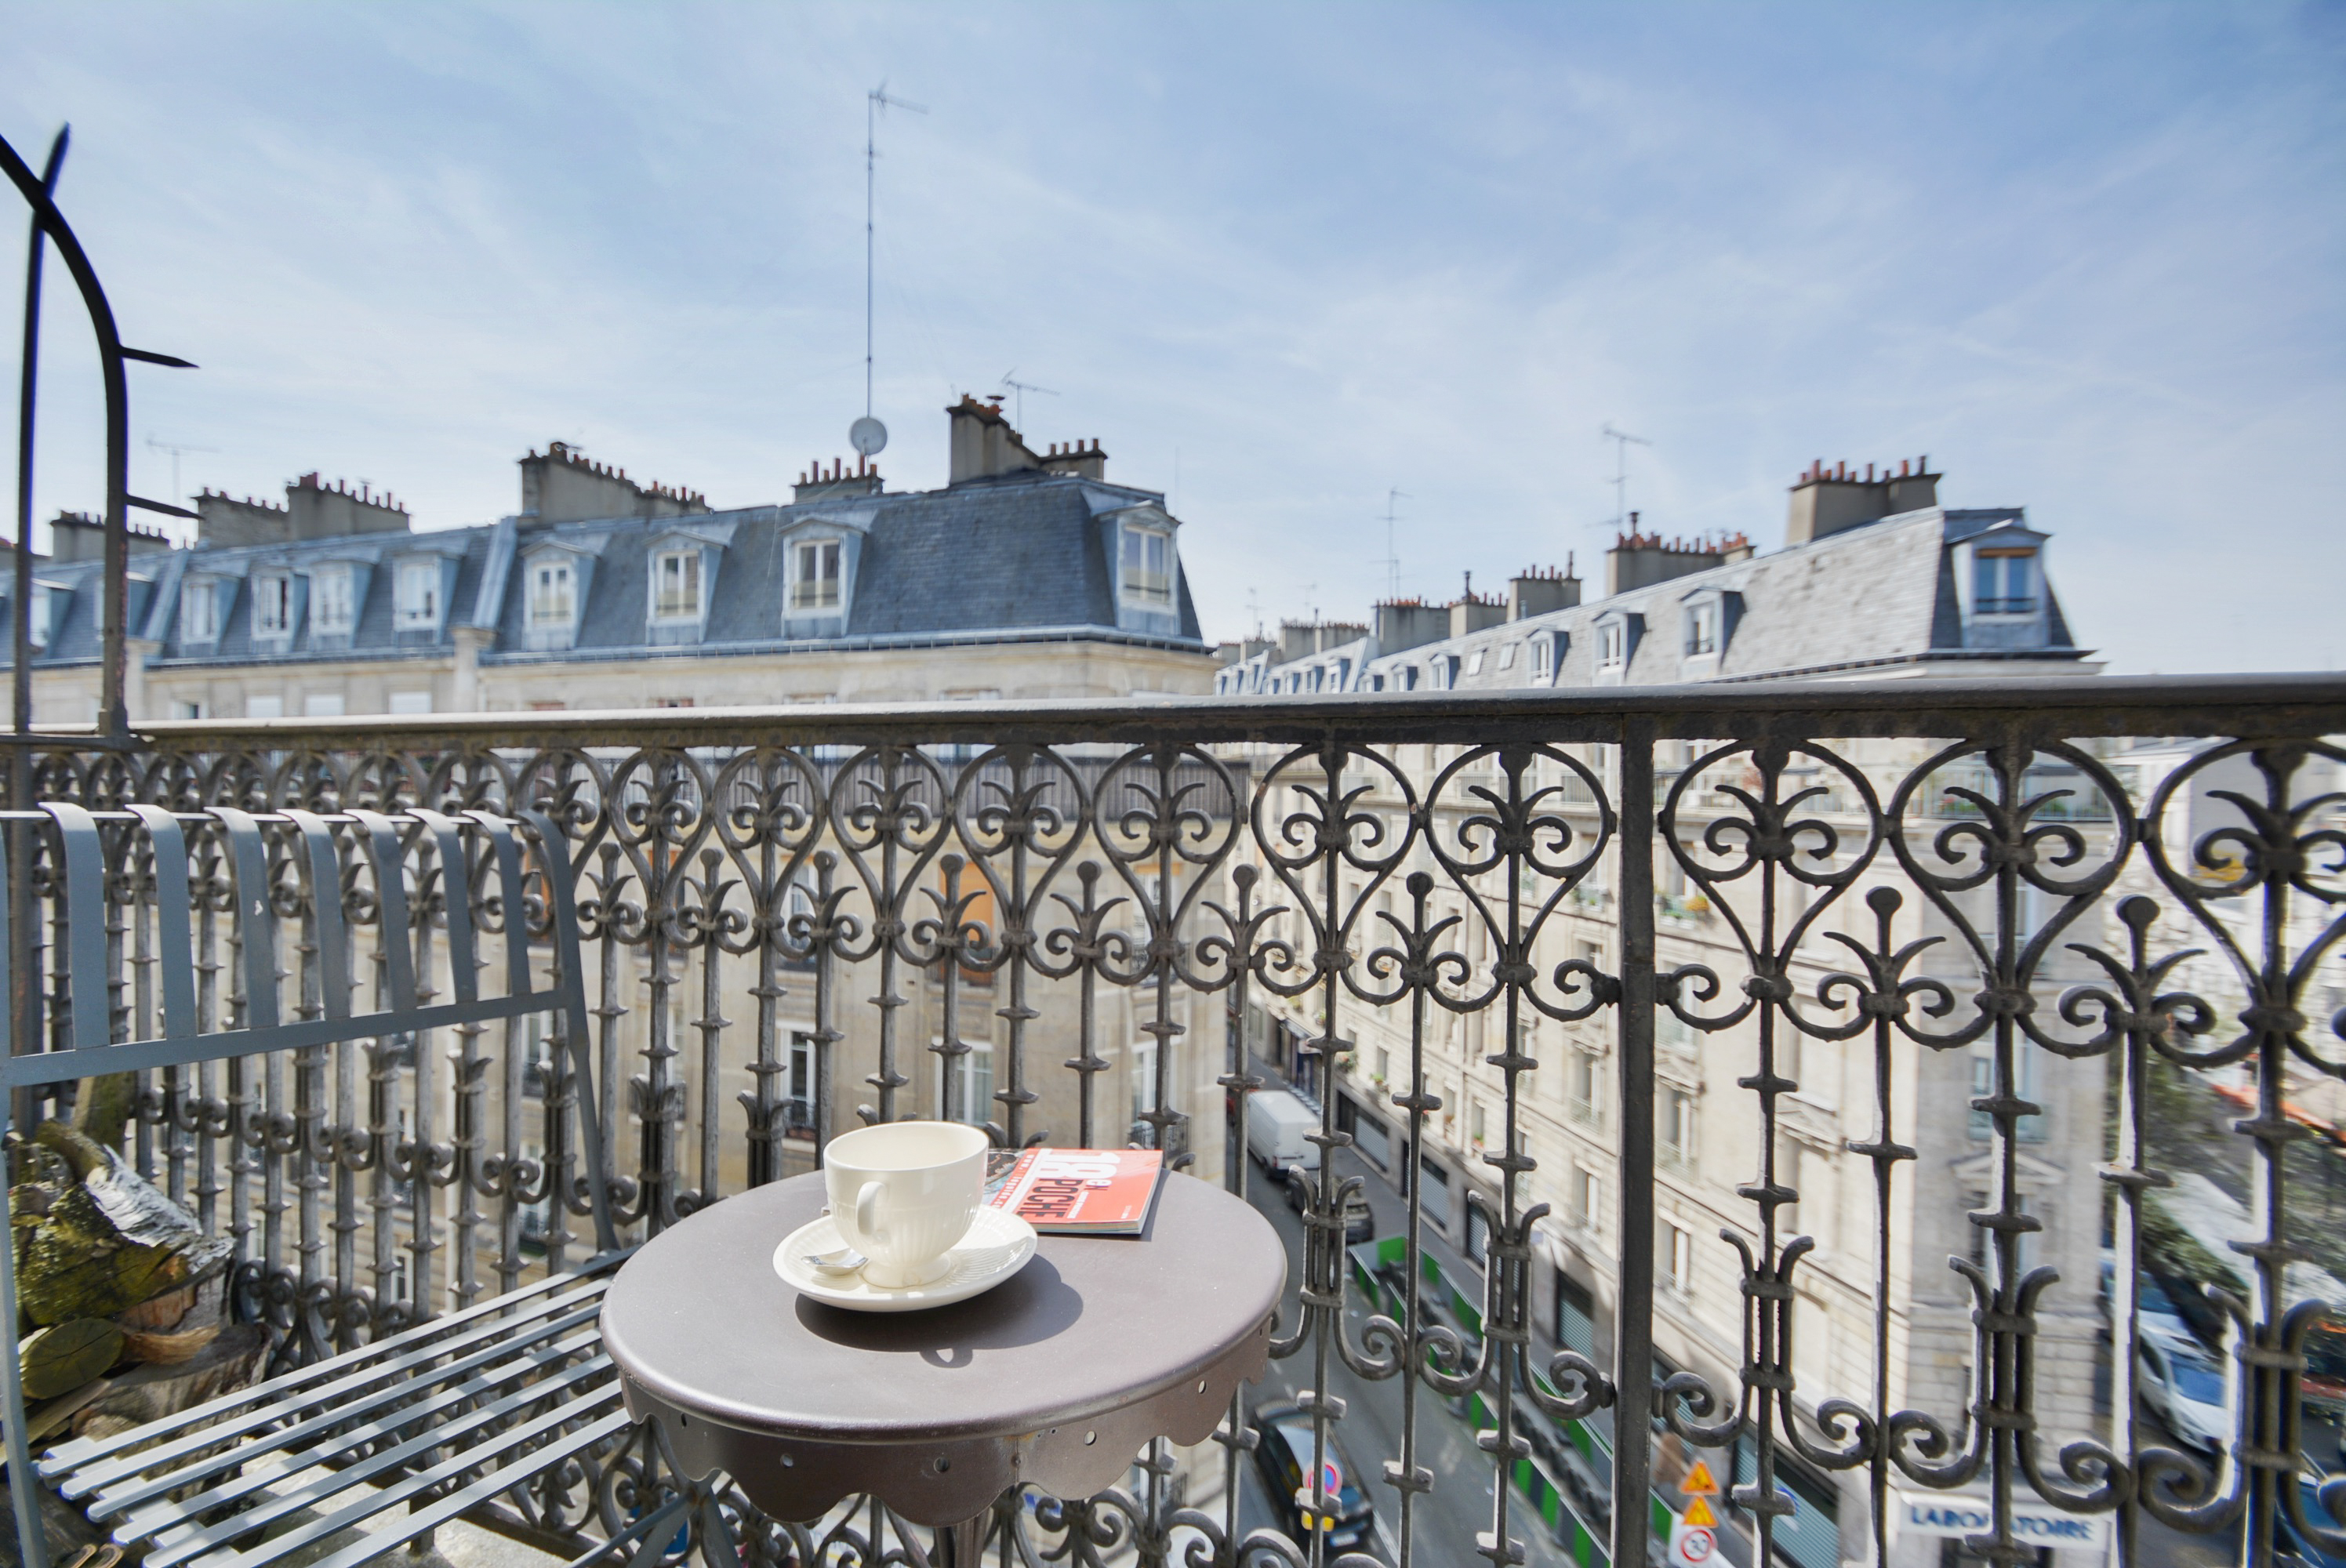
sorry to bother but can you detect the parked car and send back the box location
[1251,1403,1375,1555]
[1283,1169,1375,1243]
[1246,1090,1320,1176]
[2138,1326,2230,1454]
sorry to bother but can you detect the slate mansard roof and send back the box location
[8,467,1204,671]
[1221,504,2094,698]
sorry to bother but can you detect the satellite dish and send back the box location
[849,416,888,457]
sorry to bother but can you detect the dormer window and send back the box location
[1686,602,1717,656]
[1531,632,1561,683]
[25,585,53,649]
[394,560,438,630]
[528,560,574,628]
[1599,622,1626,670]
[1466,648,1486,676]
[792,539,841,611]
[311,565,354,635]
[180,579,217,642]
[254,573,293,637]
[1120,524,1173,608]
[1974,549,2036,614]
[653,550,702,620]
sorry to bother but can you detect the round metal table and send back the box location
[600,1168,1285,1562]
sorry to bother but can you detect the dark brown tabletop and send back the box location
[599,1168,1286,1527]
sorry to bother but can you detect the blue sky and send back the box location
[4,3,2341,673]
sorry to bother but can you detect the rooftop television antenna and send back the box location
[1378,487,1409,601]
[1601,423,1651,533]
[997,369,1056,432]
[858,82,926,456]
[145,434,216,513]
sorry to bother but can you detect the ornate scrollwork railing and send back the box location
[6,673,2344,1567]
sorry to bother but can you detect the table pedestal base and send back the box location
[935,1509,989,1566]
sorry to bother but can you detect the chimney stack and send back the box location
[1784,456,1940,545]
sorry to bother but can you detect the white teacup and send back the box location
[823,1120,990,1288]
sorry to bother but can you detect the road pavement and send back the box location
[1229,1152,1578,1568]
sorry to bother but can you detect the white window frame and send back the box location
[791,539,842,612]
[1498,641,1516,670]
[303,692,346,718]
[527,558,574,629]
[1466,648,1485,676]
[180,579,218,642]
[245,693,285,720]
[1686,602,1716,656]
[1974,548,2038,615]
[253,573,293,637]
[1120,524,1174,608]
[1532,636,1555,681]
[387,691,434,716]
[652,549,703,621]
[394,559,439,630]
[310,564,355,635]
[1664,1217,1694,1294]
[1599,621,1626,670]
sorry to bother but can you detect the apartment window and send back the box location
[1498,641,1516,670]
[1532,634,1555,681]
[1569,1049,1602,1127]
[792,539,841,610]
[1465,648,1485,676]
[1120,524,1173,607]
[1569,1165,1600,1229]
[528,560,574,627]
[245,694,285,719]
[1660,1087,1696,1177]
[1974,549,2036,614]
[311,566,354,634]
[653,550,702,619]
[1663,1217,1694,1294]
[388,691,433,715]
[180,579,217,641]
[171,700,203,720]
[1686,603,1716,655]
[944,1037,994,1128]
[1598,621,1626,670]
[303,693,345,718]
[253,573,292,636]
[786,1029,815,1135]
[394,559,438,629]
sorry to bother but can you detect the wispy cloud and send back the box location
[4,2,2339,671]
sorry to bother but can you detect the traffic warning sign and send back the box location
[1680,1460,1720,1496]
[1680,1495,1719,1529]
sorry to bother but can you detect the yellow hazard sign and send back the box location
[1680,1460,1720,1496]
[1680,1495,1720,1529]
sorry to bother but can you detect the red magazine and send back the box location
[984,1147,1166,1236]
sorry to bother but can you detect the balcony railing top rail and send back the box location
[4,672,2343,1568]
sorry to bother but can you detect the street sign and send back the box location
[1680,1495,1718,1529]
[1680,1459,1720,1496]
[1669,1520,1716,1566]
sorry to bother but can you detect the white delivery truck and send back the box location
[1246,1090,1320,1176]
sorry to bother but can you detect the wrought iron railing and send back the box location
[5,673,2344,1568]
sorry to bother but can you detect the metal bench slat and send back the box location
[131,1350,616,1568]
[95,1326,609,1526]
[73,1301,608,1512]
[200,1399,632,1568]
[43,1262,621,1479]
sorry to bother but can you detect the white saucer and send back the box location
[772,1207,1037,1313]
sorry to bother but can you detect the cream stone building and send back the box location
[1225,459,2113,1568]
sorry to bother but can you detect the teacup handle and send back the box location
[855,1180,886,1247]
